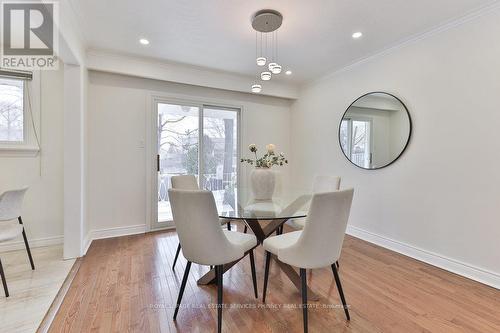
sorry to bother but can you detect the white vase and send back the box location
[250,167,276,200]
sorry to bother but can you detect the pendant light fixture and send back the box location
[271,64,282,74]
[251,84,262,93]
[256,32,266,66]
[260,71,271,81]
[250,9,286,93]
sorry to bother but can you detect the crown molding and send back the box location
[303,1,500,90]
[86,49,299,99]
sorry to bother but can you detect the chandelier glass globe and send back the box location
[271,64,282,74]
[256,57,266,66]
[251,84,262,93]
[261,71,272,81]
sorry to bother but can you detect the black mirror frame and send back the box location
[338,91,412,170]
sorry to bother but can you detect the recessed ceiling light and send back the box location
[285,70,292,75]
[352,32,363,39]
[139,38,150,45]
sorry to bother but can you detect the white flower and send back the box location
[266,143,276,153]
[279,152,284,157]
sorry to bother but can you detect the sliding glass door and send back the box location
[154,100,239,228]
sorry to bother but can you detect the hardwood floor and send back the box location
[49,224,500,332]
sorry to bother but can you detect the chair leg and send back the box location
[331,264,350,320]
[227,221,231,231]
[243,225,247,233]
[249,250,258,298]
[300,268,308,333]
[172,243,181,270]
[262,251,271,302]
[18,217,35,270]
[173,261,191,320]
[0,258,9,297]
[336,260,340,269]
[216,265,224,333]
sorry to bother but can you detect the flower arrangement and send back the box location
[241,144,288,168]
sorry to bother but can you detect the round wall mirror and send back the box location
[339,92,412,170]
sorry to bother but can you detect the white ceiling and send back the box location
[71,0,497,84]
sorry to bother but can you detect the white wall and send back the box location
[0,68,65,251]
[87,71,292,234]
[291,8,500,286]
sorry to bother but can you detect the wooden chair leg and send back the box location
[172,243,181,270]
[249,250,258,298]
[331,264,350,320]
[262,251,271,302]
[216,265,224,333]
[300,268,308,333]
[18,217,34,270]
[173,261,191,320]
[243,225,247,233]
[0,258,9,297]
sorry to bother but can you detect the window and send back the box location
[0,77,24,142]
[0,70,39,156]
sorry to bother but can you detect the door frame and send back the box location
[145,93,242,232]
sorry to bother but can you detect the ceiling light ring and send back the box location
[251,9,283,33]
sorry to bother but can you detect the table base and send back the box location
[197,218,319,301]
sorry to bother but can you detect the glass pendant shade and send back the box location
[271,64,282,74]
[251,84,262,93]
[261,71,272,81]
[268,62,277,71]
[256,57,266,66]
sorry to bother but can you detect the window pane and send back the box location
[352,120,370,168]
[202,107,238,212]
[340,119,349,154]
[0,78,24,142]
[157,103,199,222]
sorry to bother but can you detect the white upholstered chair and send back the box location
[288,175,342,269]
[262,189,354,333]
[0,188,35,297]
[170,175,232,270]
[289,175,341,230]
[168,189,258,333]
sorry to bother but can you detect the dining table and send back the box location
[196,189,321,300]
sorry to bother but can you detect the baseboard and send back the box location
[82,232,92,256]
[346,225,500,290]
[0,235,63,253]
[83,224,146,255]
[37,258,82,333]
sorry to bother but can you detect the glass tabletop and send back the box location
[219,189,312,220]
